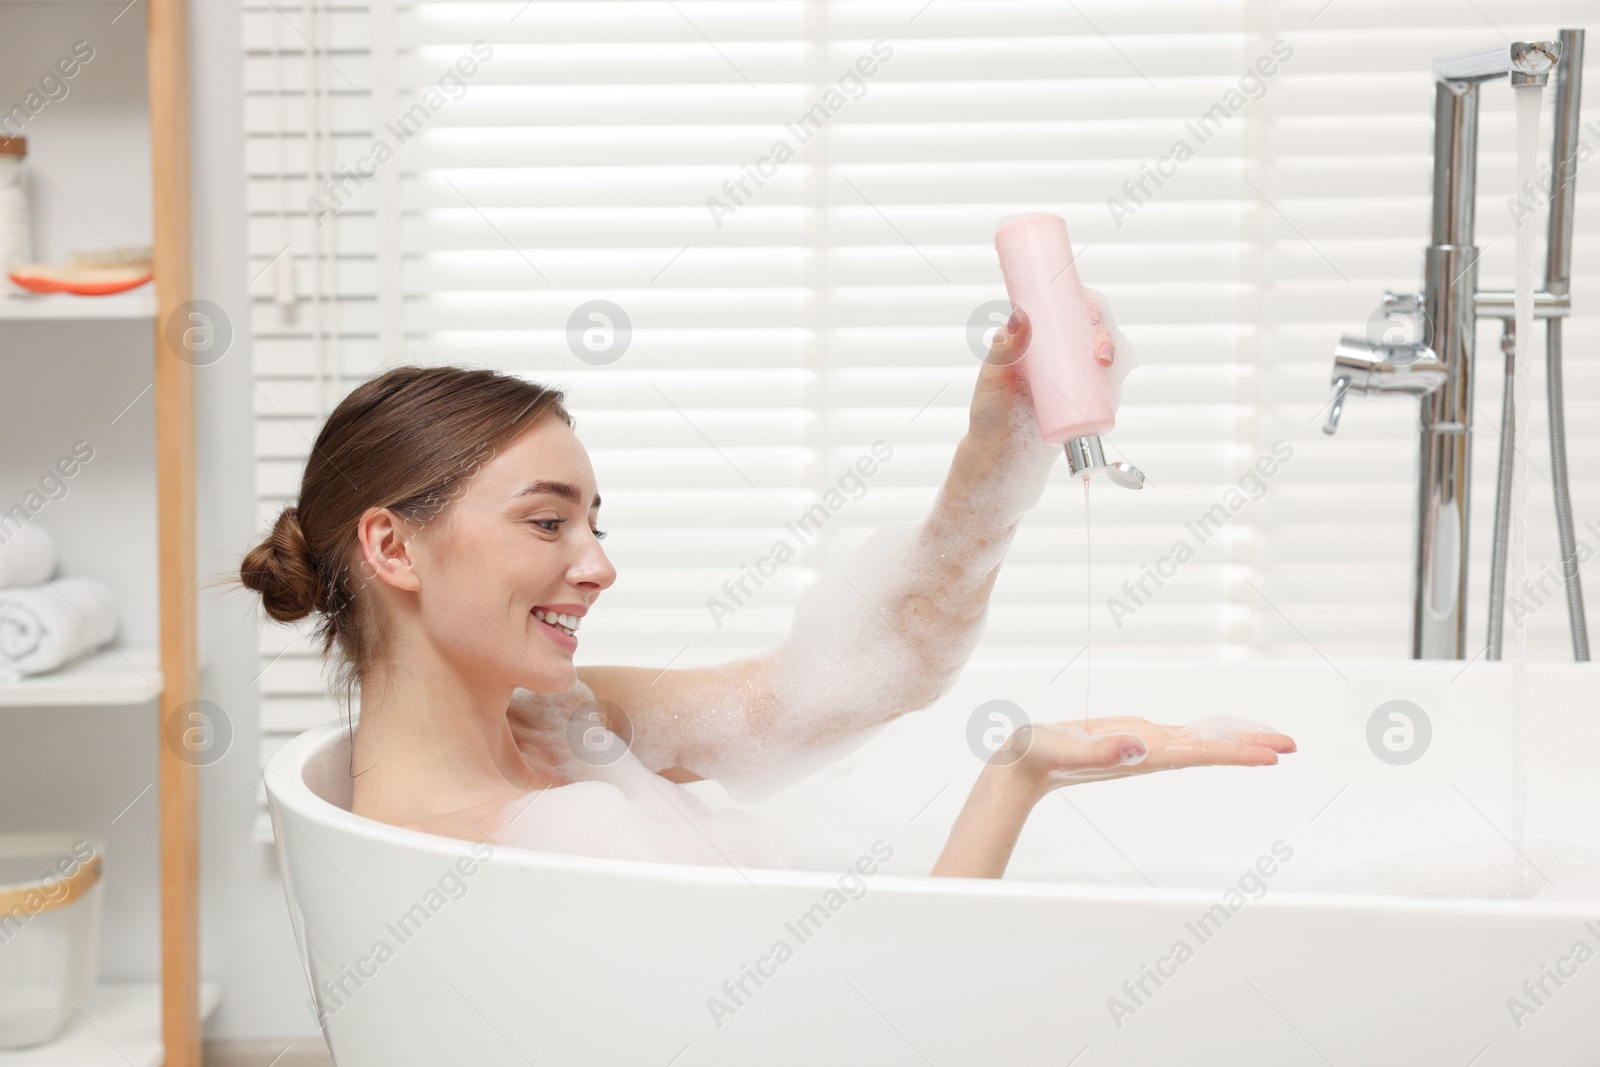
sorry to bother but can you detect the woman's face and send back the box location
[408,416,615,694]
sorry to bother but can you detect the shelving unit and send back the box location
[0,0,204,1062]
[0,292,158,321]
[0,647,162,707]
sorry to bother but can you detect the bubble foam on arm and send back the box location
[565,419,1061,803]
[527,310,1090,802]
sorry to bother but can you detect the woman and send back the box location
[237,302,1294,879]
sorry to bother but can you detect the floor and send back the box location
[203,1041,334,1066]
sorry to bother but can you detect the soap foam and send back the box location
[662,517,995,802]
[570,432,1067,805]
[501,680,789,869]
[497,288,1143,827]
[1179,715,1280,743]
[511,454,1055,808]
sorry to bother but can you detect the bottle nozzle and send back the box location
[1064,435,1144,489]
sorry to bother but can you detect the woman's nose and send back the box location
[575,536,617,591]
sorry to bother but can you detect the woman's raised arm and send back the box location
[514,309,1079,800]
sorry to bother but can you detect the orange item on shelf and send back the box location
[7,262,153,296]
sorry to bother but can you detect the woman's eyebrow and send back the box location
[514,480,601,509]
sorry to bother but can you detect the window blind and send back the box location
[241,0,1598,826]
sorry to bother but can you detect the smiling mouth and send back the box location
[532,608,579,638]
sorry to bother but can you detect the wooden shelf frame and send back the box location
[149,0,201,1061]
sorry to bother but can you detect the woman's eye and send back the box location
[530,518,607,541]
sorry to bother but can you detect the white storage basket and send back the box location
[0,833,105,1049]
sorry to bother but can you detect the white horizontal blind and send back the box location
[242,0,1600,796]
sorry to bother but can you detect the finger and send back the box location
[1081,286,1104,327]
[1082,286,1116,328]
[1080,288,1131,372]
[1156,739,1281,768]
[986,307,1030,367]
[1235,731,1296,753]
[1180,727,1297,754]
[1174,717,1296,754]
[1074,717,1294,755]
[1091,329,1116,369]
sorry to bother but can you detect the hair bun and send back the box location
[240,505,323,623]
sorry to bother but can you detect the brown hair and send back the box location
[234,364,573,715]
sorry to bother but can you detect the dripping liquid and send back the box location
[1083,474,1091,728]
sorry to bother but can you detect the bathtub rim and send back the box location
[264,721,1600,919]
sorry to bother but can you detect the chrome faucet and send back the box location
[1322,29,1589,661]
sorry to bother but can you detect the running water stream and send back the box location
[1509,80,1543,892]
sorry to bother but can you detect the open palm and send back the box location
[996,714,1296,795]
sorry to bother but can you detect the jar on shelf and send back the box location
[0,137,32,297]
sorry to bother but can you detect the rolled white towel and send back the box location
[0,523,56,589]
[0,577,119,683]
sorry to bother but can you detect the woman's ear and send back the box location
[356,506,424,593]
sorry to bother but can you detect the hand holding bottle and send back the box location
[967,284,1132,459]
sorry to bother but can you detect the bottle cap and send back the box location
[0,137,26,159]
[1065,435,1144,489]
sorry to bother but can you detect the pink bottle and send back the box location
[994,211,1143,488]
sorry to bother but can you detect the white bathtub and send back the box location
[264,659,1600,1065]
